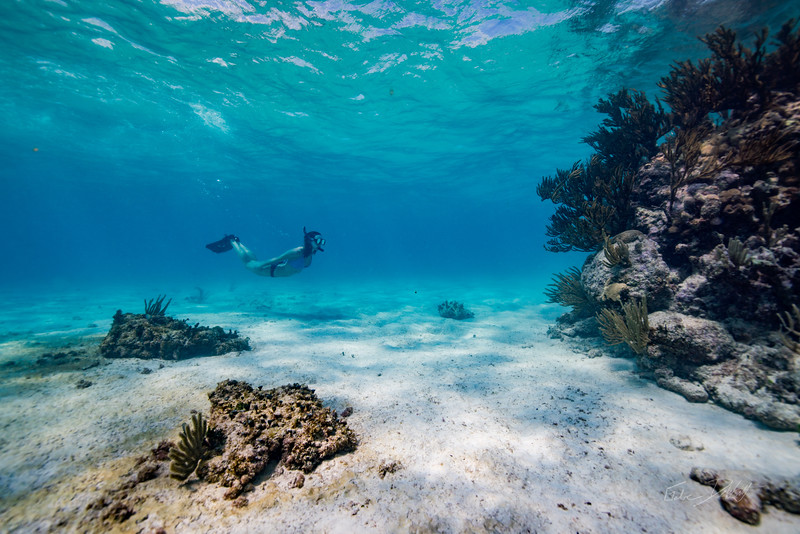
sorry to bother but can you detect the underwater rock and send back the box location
[630,158,672,224]
[672,273,710,317]
[669,435,704,451]
[548,313,603,340]
[197,380,357,499]
[654,369,708,403]
[582,231,676,312]
[15,344,103,378]
[36,350,79,366]
[694,358,800,430]
[100,310,251,360]
[720,485,763,526]
[627,93,800,327]
[643,313,800,428]
[647,312,736,366]
[656,194,798,325]
[34,348,97,371]
[690,467,800,525]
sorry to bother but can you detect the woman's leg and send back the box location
[231,240,258,264]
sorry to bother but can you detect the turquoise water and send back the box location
[4,4,800,530]
[1,0,797,291]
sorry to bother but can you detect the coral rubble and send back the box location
[81,441,172,529]
[100,310,250,360]
[198,380,358,499]
[542,20,800,430]
[690,467,800,525]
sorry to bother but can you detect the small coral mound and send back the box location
[100,309,251,360]
[437,300,474,320]
[198,380,358,499]
[169,413,208,481]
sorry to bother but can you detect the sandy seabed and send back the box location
[1,278,798,533]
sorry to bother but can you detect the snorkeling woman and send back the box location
[206,227,326,277]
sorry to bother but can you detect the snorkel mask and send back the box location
[303,227,326,252]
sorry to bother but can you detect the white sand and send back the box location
[1,279,799,533]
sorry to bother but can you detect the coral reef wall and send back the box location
[542,21,800,430]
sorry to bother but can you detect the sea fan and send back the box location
[596,296,650,355]
[169,413,208,481]
[144,294,171,318]
[602,234,630,268]
[777,304,800,355]
[544,266,597,316]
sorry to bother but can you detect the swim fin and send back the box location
[206,234,236,253]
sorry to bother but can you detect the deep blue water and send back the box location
[1,0,797,292]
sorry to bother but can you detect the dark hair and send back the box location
[303,228,323,257]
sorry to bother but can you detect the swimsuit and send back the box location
[270,256,308,277]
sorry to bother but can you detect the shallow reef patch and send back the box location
[100,310,251,360]
[199,380,358,500]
